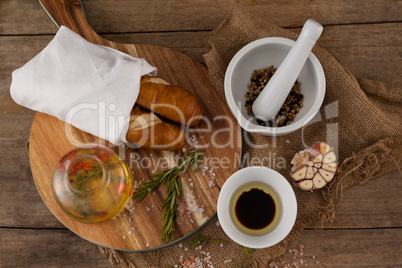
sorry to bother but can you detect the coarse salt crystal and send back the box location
[146,243,149,247]
[190,182,194,187]
[123,236,126,239]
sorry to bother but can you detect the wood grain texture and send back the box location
[28,0,241,250]
[271,228,402,267]
[1,228,401,267]
[0,229,113,267]
[1,0,401,35]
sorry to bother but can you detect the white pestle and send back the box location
[252,19,323,122]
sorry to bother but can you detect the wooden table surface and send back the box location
[1,0,401,267]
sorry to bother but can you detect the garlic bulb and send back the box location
[290,142,338,190]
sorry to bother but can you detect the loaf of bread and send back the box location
[126,106,185,150]
[136,76,203,127]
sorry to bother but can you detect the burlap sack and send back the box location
[99,2,401,267]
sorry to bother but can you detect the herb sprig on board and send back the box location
[134,150,203,242]
[134,150,203,202]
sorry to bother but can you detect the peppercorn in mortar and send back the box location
[245,66,304,127]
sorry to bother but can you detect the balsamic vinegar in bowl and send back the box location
[230,181,282,236]
[217,166,297,248]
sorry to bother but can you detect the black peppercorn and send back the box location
[244,66,304,127]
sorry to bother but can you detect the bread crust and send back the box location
[126,106,185,150]
[136,76,203,127]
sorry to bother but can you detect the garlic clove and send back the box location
[306,166,315,179]
[322,162,337,172]
[296,180,313,191]
[318,168,335,182]
[290,166,307,181]
[323,151,336,163]
[312,173,327,189]
[320,142,332,154]
[291,149,311,171]
[313,162,322,168]
[310,142,332,155]
[310,153,323,163]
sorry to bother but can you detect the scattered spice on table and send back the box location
[245,65,304,127]
[269,244,322,267]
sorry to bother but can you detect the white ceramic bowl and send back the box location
[217,167,297,248]
[224,37,325,135]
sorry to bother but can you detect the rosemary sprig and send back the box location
[73,163,117,191]
[161,175,182,243]
[233,246,256,267]
[242,246,252,261]
[190,235,228,248]
[134,150,203,243]
[74,165,103,191]
[134,150,203,202]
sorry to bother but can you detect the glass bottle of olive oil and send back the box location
[52,145,133,223]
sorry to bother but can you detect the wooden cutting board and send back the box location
[29,0,241,250]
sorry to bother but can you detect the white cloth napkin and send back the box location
[10,26,156,146]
